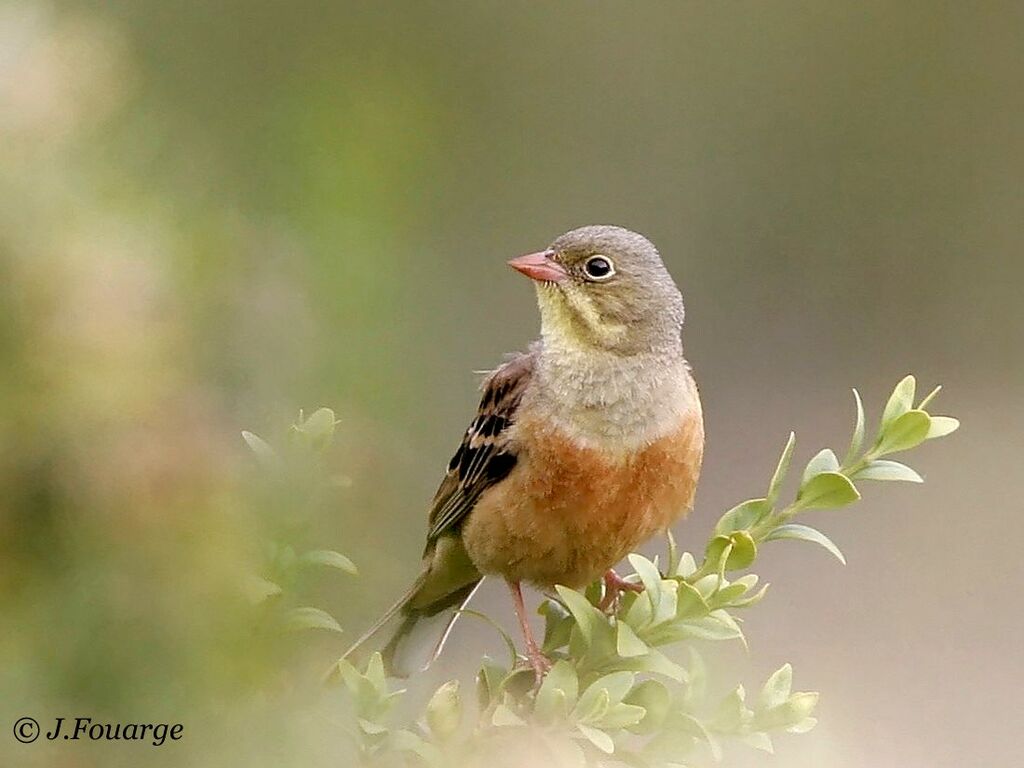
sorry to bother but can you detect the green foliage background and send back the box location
[0,3,1020,767]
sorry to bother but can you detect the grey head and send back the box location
[508,225,685,356]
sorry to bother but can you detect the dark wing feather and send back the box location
[425,351,534,546]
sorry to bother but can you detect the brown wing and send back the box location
[425,350,534,548]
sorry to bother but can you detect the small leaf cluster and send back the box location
[711,374,959,569]
[242,408,356,637]
[330,376,957,766]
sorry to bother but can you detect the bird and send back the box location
[340,225,704,682]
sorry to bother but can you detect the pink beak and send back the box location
[507,249,568,283]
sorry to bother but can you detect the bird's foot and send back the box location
[598,569,644,613]
[526,647,552,686]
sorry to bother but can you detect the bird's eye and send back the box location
[583,255,615,280]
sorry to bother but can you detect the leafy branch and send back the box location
[247,376,958,767]
[242,408,356,638]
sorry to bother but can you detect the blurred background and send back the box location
[1,2,1021,766]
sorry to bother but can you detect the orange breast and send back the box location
[461,406,704,588]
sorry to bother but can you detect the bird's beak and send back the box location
[507,249,568,283]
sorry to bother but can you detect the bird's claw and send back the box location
[598,569,644,613]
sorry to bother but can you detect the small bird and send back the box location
[342,225,704,681]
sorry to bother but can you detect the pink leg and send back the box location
[598,569,644,612]
[506,579,551,683]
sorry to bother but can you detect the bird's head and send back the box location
[508,225,685,356]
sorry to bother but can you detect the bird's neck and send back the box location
[528,338,696,453]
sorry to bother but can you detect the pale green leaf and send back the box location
[425,680,462,740]
[491,704,525,726]
[767,432,796,506]
[616,621,649,658]
[797,471,860,509]
[555,585,600,645]
[787,716,819,734]
[241,430,276,465]
[715,498,769,536]
[882,375,916,427]
[576,724,615,754]
[765,524,846,564]
[855,459,923,483]
[574,688,611,725]
[300,549,358,575]
[844,388,867,465]
[598,703,647,729]
[624,679,671,734]
[758,663,793,710]
[242,575,282,604]
[741,731,774,753]
[536,660,579,722]
[676,552,698,578]
[926,415,959,439]
[802,449,840,485]
[284,607,342,634]
[875,409,931,454]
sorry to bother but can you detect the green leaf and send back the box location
[787,717,819,734]
[758,663,793,710]
[241,430,276,466]
[616,621,649,658]
[741,731,774,753]
[711,684,747,731]
[536,661,578,722]
[801,449,840,485]
[425,680,462,740]
[725,531,757,571]
[678,714,722,762]
[714,498,769,535]
[844,388,867,465]
[665,530,680,577]
[797,471,860,509]
[675,552,698,578]
[882,375,916,427]
[578,671,635,711]
[300,549,358,575]
[576,724,615,754]
[685,647,707,708]
[284,607,343,634]
[756,692,819,730]
[678,611,745,643]
[767,432,796,506]
[242,575,282,604]
[628,554,662,604]
[389,729,443,764]
[765,524,846,564]
[854,459,923,483]
[574,688,611,725]
[599,703,647,729]
[491,704,525,726]
[296,407,338,450]
[617,645,688,681]
[625,679,671,734]
[875,409,932,454]
[555,585,601,645]
[926,415,959,439]
[365,652,387,692]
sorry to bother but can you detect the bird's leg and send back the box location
[506,579,551,684]
[598,568,644,613]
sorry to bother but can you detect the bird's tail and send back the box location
[331,569,482,679]
[336,568,429,670]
